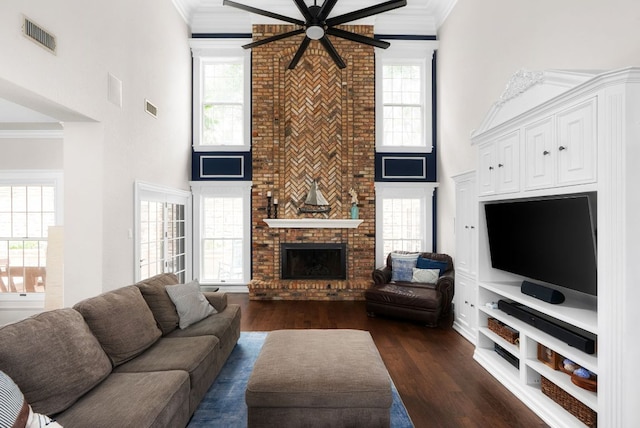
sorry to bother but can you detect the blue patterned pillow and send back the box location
[416,257,448,276]
[390,253,419,282]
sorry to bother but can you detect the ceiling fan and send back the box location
[223,0,407,69]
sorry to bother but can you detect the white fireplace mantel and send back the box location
[263,219,363,229]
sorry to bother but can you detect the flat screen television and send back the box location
[484,193,597,296]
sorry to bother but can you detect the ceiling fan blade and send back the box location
[325,0,407,26]
[293,0,313,22]
[287,37,312,69]
[318,0,339,20]
[326,28,390,49]
[243,29,305,49]
[223,0,305,26]
[319,36,346,69]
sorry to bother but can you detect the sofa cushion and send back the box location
[0,308,112,415]
[165,280,217,329]
[135,273,181,335]
[390,252,419,282]
[74,286,162,366]
[54,371,191,428]
[115,336,220,415]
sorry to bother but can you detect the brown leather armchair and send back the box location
[366,251,455,327]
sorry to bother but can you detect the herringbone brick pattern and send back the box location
[285,51,343,218]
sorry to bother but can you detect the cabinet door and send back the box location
[454,274,477,341]
[455,176,477,276]
[478,143,496,196]
[524,117,554,190]
[556,98,597,186]
[495,131,520,194]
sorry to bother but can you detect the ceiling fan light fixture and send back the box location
[306,25,325,40]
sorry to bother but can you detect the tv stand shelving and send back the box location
[463,67,640,427]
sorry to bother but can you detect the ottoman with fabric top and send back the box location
[245,329,393,428]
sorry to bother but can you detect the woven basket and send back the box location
[487,318,519,344]
[541,376,597,428]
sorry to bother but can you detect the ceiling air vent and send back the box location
[22,16,56,54]
[145,99,158,118]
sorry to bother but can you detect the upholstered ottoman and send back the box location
[365,283,443,327]
[245,329,392,428]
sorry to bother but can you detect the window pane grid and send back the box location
[139,200,187,283]
[201,196,244,282]
[381,197,424,258]
[202,61,244,147]
[0,185,54,294]
[381,64,424,147]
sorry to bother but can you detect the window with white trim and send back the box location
[135,182,192,283]
[192,181,251,287]
[376,40,437,153]
[375,182,437,266]
[0,171,62,296]
[191,39,251,152]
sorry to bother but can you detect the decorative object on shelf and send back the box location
[295,180,331,214]
[560,358,580,375]
[571,370,598,392]
[349,188,359,219]
[273,198,278,219]
[488,318,519,345]
[266,191,273,219]
[541,376,597,428]
[537,343,561,370]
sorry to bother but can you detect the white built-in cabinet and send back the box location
[524,98,597,191]
[452,171,477,343]
[478,131,520,196]
[463,67,640,427]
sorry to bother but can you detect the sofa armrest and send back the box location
[372,266,392,285]
[203,292,228,312]
[435,270,455,315]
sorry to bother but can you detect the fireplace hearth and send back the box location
[281,243,347,280]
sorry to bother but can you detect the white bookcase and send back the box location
[465,67,640,427]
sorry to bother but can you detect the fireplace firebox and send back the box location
[281,243,347,280]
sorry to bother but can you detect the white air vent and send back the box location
[145,99,158,118]
[22,16,56,54]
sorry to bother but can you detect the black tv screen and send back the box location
[484,193,597,296]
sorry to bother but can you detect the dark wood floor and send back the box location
[228,294,548,428]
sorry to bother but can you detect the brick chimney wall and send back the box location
[250,24,376,300]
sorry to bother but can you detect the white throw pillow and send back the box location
[411,268,440,284]
[165,280,217,329]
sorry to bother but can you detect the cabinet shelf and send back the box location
[478,281,597,334]
[526,358,598,411]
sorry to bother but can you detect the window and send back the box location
[0,172,62,296]
[135,182,191,283]
[376,40,437,153]
[192,181,251,287]
[202,60,244,146]
[375,182,438,266]
[191,39,251,152]
[382,64,423,147]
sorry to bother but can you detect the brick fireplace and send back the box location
[250,24,376,300]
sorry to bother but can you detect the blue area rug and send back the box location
[188,331,414,428]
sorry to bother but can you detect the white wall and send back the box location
[0,0,192,308]
[436,0,640,258]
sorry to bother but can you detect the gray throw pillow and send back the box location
[412,268,440,283]
[165,280,217,329]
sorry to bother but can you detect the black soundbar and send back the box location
[498,300,596,354]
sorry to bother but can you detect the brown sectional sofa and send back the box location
[0,273,241,428]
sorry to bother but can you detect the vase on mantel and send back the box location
[350,203,359,219]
